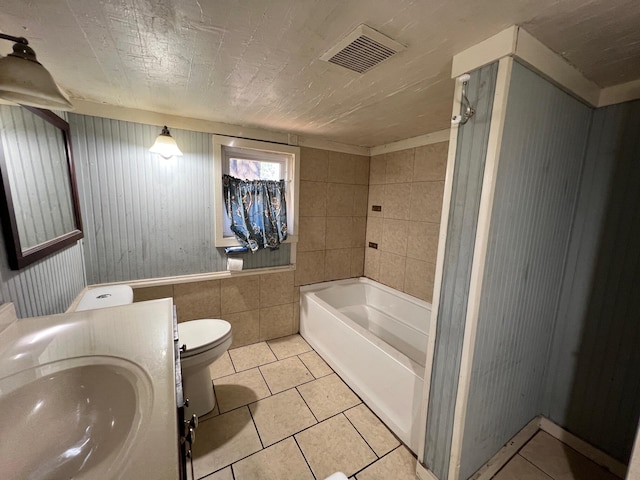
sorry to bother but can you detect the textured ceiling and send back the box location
[1,0,639,147]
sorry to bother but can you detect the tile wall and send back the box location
[295,147,370,286]
[364,142,448,303]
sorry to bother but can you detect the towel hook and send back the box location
[451,73,475,126]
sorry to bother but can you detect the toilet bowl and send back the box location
[178,319,232,417]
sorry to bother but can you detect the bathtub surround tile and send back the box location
[383,183,411,220]
[326,217,355,249]
[295,414,376,479]
[351,217,367,248]
[353,155,370,186]
[367,184,384,218]
[260,356,314,393]
[325,248,353,281]
[214,368,272,413]
[297,373,361,421]
[300,147,329,182]
[328,152,355,184]
[293,301,300,333]
[229,342,277,371]
[299,180,327,217]
[380,218,410,255]
[365,216,383,244]
[369,155,386,185]
[298,216,326,252]
[409,181,444,223]
[494,455,552,480]
[344,404,400,457]
[353,185,369,216]
[133,285,173,302]
[299,351,333,378]
[295,250,325,286]
[385,149,415,184]
[259,303,294,340]
[414,142,448,182]
[350,248,365,277]
[379,251,406,292]
[249,389,317,447]
[209,351,236,380]
[364,247,381,282]
[327,183,356,216]
[404,259,436,303]
[191,407,262,477]
[260,271,294,307]
[354,445,416,480]
[267,334,312,359]
[173,280,221,322]
[406,221,440,263]
[232,437,314,480]
[220,276,260,314]
[224,309,261,348]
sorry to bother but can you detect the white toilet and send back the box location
[178,319,232,417]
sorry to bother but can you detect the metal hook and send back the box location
[451,74,476,126]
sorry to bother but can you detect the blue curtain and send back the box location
[222,174,288,252]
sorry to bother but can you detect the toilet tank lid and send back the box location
[76,285,134,311]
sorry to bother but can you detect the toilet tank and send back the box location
[75,285,134,311]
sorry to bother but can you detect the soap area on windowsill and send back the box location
[0,298,179,479]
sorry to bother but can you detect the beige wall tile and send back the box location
[367,184,384,219]
[295,250,325,286]
[369,154,386,185]
[174,280,221,322]
[133,285,173,302]
[298,216,326,252]
[379,251,406,291]
[326,217,353,249]
[353,185,369,217]
[350,247,365,277]
[300,147,328,182]
[385,149,415,183]
[326,183,355,216]
[366,216,383,244]
[299,181,327,217]
[327,151,355,184]
[351,216,367,248]
[406,221,440,263]
[380,218,409,255]
[260,303,294,340]
[414,141,448,182]
[403,259,435,303]
[353,155,370,185]
[383,183,411,220]
[324,248,352,281]
[224,310,260,348]
[409,181,444,223]
[260,271,294,307]
[364,247,381,281]
[221,276,260,314]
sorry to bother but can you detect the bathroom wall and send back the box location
[364,142,447,303]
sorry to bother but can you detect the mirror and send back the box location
[0,105,83,269]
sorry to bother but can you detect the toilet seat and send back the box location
[178,319,232,358]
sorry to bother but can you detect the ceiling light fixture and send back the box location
[149,126,183,158]
[0,33,72,110]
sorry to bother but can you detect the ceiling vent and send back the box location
[320,24,406,74]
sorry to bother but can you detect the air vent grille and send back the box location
[320,24,406,74]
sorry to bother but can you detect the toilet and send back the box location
[178,319,232,417]
[74,286,232,417]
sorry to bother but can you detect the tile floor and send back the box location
[189,334,417,480]
[190,334,622,480]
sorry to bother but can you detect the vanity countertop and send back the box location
[0,298,179,479]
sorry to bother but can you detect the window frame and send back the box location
[213,135,300,249]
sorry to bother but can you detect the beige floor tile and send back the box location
[191,407,262,478]
[344,404,400,457]
[208,352,235,380]
[229,342,277,371]
[267,334,312,359]
[295,414,376,479]
[493,454,552,480]
[233,437,315,480]
[260,356,314,394]
[204,466,234,480]
[214,368,271,413]
[299,351,333,378]
[249,388,317,447]
[198,401,220,422]
[297,373,361,421]
[520,432,619,480]
[355,445,416,480]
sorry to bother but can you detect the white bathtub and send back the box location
[300,277,430,453]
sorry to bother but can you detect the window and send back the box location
[213,135,300,249]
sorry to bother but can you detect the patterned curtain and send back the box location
[222,174,288,252]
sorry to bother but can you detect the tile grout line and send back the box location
[507,454,555,480]
[342,407,383,460]
[293,434,319,480]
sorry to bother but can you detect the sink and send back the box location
[0,356,153,480]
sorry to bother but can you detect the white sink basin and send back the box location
[0,357,152,480]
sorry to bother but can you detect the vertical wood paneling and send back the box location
[424,62,498,479]
[71,115,290,284]
[458,62,593,479]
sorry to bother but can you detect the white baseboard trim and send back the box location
[539,417,627,479]
[416,462,440,480]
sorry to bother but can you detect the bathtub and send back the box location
[300,277,430,453]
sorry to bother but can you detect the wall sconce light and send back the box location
[150,126,183,158]
[0,33,72,110]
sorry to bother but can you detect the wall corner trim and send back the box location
[598,78,640,107]
[369,129,450,156]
